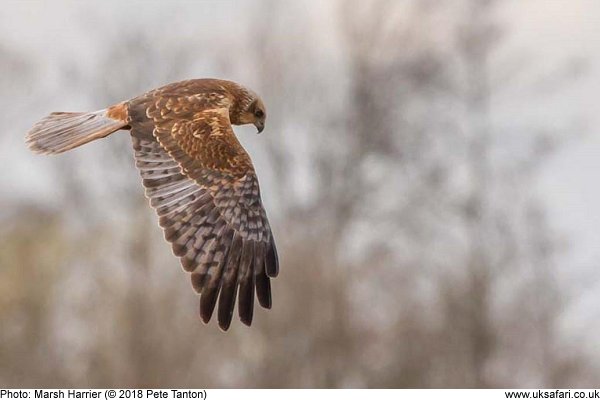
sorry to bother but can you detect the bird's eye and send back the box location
[255,110,264,118]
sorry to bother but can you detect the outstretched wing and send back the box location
[130,94,278,331]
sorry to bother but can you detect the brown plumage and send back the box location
[26,78,279,331]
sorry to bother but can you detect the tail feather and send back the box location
[26,109,127,154]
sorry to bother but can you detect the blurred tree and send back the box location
[0,0,593,388]
[0,206,69,387]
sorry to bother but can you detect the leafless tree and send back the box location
[0,0,594,388]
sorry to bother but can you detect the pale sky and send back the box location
[498,0,600,350]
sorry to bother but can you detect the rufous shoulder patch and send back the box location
[106,102,129,122]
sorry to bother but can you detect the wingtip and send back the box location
[200,297,234,331]
[240,315,253,327]
[199,291,219,324]
[256,274,272,309]
[199,301,211,325]
[218,318,232,332]
[261,301,272,310]
[266,266,279,278]
[266,240,279,278]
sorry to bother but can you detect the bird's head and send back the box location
[229,87,267,134]
[249,98,267,134]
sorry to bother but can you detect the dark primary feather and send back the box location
[237,240,255,326]
[266,236,280,278]
[218,233,243,330]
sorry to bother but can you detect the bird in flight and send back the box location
[26,79,279,331]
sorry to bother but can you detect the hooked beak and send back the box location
[255,121,264,134]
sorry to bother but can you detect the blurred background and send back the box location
[1,0,599,388]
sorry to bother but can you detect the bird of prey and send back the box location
[26,79,279,331]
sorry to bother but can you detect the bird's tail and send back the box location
[26,107,128,155]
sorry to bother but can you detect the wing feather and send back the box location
[200,227,234,323]
[218,232,243,330]
[129,92,277,330]
[237,239,255,326]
